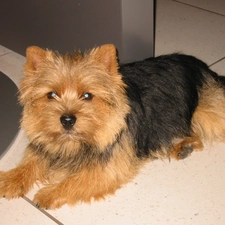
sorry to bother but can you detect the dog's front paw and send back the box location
[33,185,67,210]
[0,170,27,199]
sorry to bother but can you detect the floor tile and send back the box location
[0,198,57,225]
[0,45,25,86]
[210,58,225,75]
[2,143,225,225]
[42,144,225,225]
[155,0,225,64]
[175,0,225,16]
[0,129,28,171]
[0,45,11,56]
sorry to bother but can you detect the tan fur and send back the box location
[1,44,225,209]
[192,78,225,142]
[170,78,225,160]
[0,44,143,209]
[20,44,130,154]
[32,135,141,209]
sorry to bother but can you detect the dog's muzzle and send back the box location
[60,114,76,130]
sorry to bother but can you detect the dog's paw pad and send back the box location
[177,143,193,159]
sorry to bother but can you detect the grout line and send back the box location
[172,0,225,17]
[22,196,64,225]
[209,56,225,67]
[0,52,12,57]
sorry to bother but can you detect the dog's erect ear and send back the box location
[91,44,118,74]
[24,46,50,74]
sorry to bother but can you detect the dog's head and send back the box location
[19,44,129,155]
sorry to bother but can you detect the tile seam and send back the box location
[172,0,225,17]
[22,196,64,225]
[209,56,225,67]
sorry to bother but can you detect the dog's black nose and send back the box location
[60,114,76,130]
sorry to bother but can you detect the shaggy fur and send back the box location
[0,44,225,209]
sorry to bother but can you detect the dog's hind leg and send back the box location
[170,136,204,160]
[171,77,225,160]
[191,78,225,144]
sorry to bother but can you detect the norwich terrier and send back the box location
[1,44,225,209]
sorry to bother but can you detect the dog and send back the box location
[0,44,225,209]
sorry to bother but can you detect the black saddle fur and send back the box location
[119,54,221,158]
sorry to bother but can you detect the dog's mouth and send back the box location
[61,133,75,141]
[60,127,86,142]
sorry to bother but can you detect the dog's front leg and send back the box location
[33,165,123,210]
[0,146,45,199]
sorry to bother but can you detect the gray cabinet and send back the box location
[0,0,154,63]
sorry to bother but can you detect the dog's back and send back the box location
[120,54,225,158]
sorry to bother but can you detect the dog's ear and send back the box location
[24,46,53,75]
[91,44,119,74]
[25,46,46,71]
[20,47,52,104]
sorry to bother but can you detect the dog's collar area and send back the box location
[28,130,125,172]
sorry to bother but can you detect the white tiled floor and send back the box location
[1,0,225,224]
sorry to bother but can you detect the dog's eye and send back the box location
[82,93,93,100]
[47,92,57,99]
